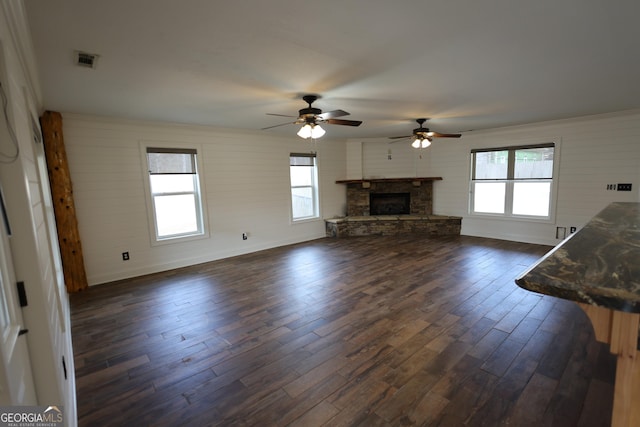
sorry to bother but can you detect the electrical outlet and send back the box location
[617,183,632,191]
[122,251,130,261]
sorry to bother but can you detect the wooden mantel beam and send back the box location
[40,111,88,292]
[335,177,442,184]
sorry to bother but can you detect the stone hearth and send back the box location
[326,177,462,237]
[325,215,462,237]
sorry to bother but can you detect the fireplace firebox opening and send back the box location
[370,193,410,215]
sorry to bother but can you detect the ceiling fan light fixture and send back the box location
[264,94,361,136]
[411,137,431,148]
[310,124,325,138]
[389,118,461,147]
[297,124,313,139]
[297,123,326,139]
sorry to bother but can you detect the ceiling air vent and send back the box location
[75,51,99,69]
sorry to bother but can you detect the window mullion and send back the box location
[507,149,515,180]
[505,180,514,215]
[505,150,515,215]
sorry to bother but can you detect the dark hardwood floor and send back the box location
[71,235,615,426]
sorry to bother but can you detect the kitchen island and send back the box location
[516,202,640,427]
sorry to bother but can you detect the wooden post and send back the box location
[39,111,88,292]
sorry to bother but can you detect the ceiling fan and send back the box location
[389,118,461,148]
[262,94,362,139]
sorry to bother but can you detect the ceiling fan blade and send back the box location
[261,121,296,130]
[266,113,298,118]
[325,118,362,127]
[317,109,349,120]
[431,132,461,138]
[388,135,412,139]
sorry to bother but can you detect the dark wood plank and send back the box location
[71,235,616,426]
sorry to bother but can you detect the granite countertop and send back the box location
[516,202,640,313]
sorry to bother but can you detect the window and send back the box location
[470,143,555,219]
[146,147,205,240]
[290,153,319,221]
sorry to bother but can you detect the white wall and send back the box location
[61,114,347,285]
[353,110,640,245]
[0,0,76,423]
[68,109,640,286]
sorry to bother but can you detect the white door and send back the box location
[0,186,37,405]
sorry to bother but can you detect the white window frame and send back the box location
[469,140,559,222]
[289,152,320,222]
[140,142,209,245]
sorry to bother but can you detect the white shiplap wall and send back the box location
[354,110,640,245]
[62,115,347,285]
[362,139,433,179]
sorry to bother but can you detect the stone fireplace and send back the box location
[341,177,437,216]
[325,177,462,237]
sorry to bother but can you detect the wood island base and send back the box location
[578,303,640,427]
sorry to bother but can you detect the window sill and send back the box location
[291,217,321,225]
[151,231,209,247]
[468,213,554,224]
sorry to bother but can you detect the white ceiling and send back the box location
[24,0,640,140]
